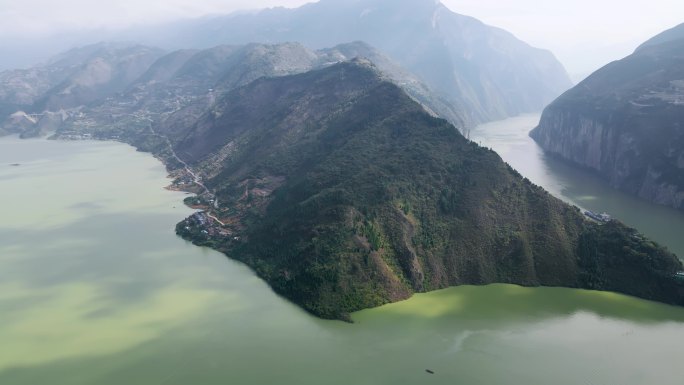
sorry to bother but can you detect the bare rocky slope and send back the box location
[0,43,164,137]
[1,41,464,139]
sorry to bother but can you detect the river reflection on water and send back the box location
[471,114,684,258]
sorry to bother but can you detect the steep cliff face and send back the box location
[531,37,684,210]
[171,62,682,320]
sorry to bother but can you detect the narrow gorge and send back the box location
[531,25,684,210]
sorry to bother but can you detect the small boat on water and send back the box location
[584,210,612,223]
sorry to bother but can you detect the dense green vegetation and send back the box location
[577,221,684,302]
[175,62,683,319]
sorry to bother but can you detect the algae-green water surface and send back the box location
[1,135,683,385]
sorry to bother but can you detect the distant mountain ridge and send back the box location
[0,43,163,111]
[0,43,165,136]
[0,41,465,138]
[0,0,572,127]
[531,28,684,210]
[130,0,570,126]
[637,23,684,51]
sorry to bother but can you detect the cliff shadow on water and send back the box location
[530,35,684,211]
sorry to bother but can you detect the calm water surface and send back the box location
[1,134,683,384]
[471,114,684,257]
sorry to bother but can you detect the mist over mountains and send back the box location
[0,41,465,137]
[532,24,684,210]
[131,0,573,126]
[1,0,681,319]
[638,22,684,50]
[0,0,572,126]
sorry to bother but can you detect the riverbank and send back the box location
[471,114,684,258]
[47,112,684,321]
[3,135,684,385]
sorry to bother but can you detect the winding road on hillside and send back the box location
[148,122,225,226]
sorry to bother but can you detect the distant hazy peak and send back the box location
[532,24,684,211]
[636,22,684,51]
[179,0,570,125]
[44,42,165,69]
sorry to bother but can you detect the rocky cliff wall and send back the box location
[531,107,684,210]
[530,36,684,211]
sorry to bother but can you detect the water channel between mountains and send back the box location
[1,116,683,384]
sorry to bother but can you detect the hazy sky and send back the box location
[1,0,682,77]
[446,0,684,78]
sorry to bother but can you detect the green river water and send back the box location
[471,114,684,258]
[1,122,683,384]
